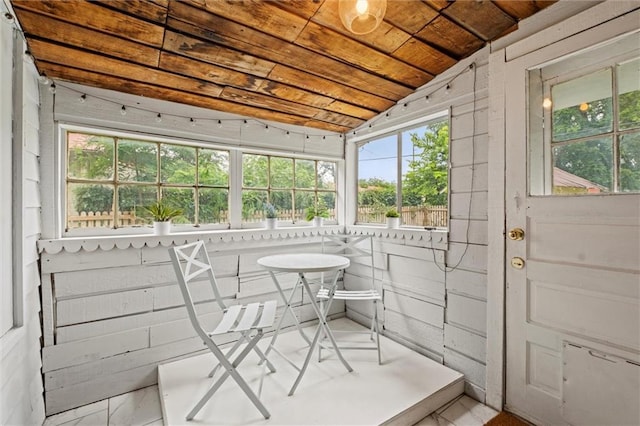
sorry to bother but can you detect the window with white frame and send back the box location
[357,113,449,228]
[66,131,229,232]
[64,128,338,234]
[242,153,337,224]
[529,32,640,195]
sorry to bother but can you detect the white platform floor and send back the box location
[158,318,466,426]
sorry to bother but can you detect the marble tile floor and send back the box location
[43,386,497,426]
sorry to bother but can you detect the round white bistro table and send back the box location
[257,253,352,396]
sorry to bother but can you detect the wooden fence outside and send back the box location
[357,205,448,227]
[68,205,447,228]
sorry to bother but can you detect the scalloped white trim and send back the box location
[37,226,343,254]
[37,225,448,254]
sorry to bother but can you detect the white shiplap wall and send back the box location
[344,51,491,401]
[0,15,46,426]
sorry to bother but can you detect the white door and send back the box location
[504,10,640,426]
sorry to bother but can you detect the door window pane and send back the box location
[553,138,613,194]
[552,69,613,142]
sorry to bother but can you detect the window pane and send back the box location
[552,69,613,142]
[553,138,613,194]
[198,149,229,186]
[357,135,397,223]
[620,132,640,192]
[68,133,114,180]
[294,191,315,222]
[401,121,449,227]
[243,154,268,188]
[242,190,268,222]
[318,161,336,190]
[295,159,315,189]
[319,192,336,220]
[162,188,193,223]
[119,185,157,225]
[117,139,157,183]
[271,190,292,219]
[199,188,229,224]
[618,58,640,131]
[67,183,114,229]
[270,157,293,188]
[161,145,196,184]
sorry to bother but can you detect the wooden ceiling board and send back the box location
[92,0,170,24]
[295,21,433,88]
[492,0,557,20]
[393,38,457,76]
[198,0,308,42]
[29,39,225,98]
[416,15,485,59]
[443,0,517,41]
[384,1,440,34]
[18,9,160,68]
[12,0,165,47]
[10,0,557,133]
[163,31,276,78]
[266,64,393,112]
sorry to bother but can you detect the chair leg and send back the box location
[373,301,381,365]
[187,332,271,421]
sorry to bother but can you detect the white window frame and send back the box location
[59,124,340,236]
[354,110,450,229]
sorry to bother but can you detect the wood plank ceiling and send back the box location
[11,0,556,133]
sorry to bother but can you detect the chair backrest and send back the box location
[321,233,376,288]
[168,241,227,341]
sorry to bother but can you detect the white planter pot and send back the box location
[265,218,277,229]
[153,221,172,235]
[312,216,324,227]
[386,217,400,229]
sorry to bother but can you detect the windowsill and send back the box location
[37,224,449,254]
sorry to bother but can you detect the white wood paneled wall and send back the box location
[0,18,46,426]
[344,51,491,402]
[39,235,347,415]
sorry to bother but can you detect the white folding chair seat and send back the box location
[169,241,277,421]
[317,233,383,364]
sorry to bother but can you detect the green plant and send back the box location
[385,208,400,218]
[305,200,329,221]
[264,202,277,219]
[144,199,183,222]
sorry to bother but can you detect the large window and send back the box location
[530,32,640,195]
[357,114,449,228]
[242,154,337,224]
[66,131,229,231]
[64,129,338,233]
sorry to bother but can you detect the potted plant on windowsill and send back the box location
[385,208,400,229]
[264,203,278,229]
[306,200,329,227]
[144,199,183,235]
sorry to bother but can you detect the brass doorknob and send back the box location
[508,228,525,241]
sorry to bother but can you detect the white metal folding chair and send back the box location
[317,233,382,364]
[168,241,277,421]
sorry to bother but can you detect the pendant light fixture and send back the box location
[339,0,387,35]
